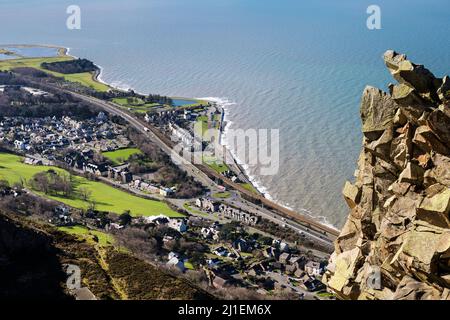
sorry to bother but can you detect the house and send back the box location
[294,269,305,278]
[263,247,279,259]
[279,241,290,252]
[168,218,188,233]
[201,226,220,240]
[107,223,123,230]
[302,277,325,292]
[213,246,229,257]
[304,261,323,277]
[160,187,175,197]
[55,205,70,216]
[272,239,289,252]
[279,252,291,264]
[84,162,108,176]
[285,264,297,275]
[143,214,170,225]
[271,262,283,270]
[247,265,264,277]
[232,239,251,253]
[121,171,133,183]
[167,256,186,272]
[22,87,50,97]
[168,251,179,260]
[206,258,221,268]
[196,198,220,212]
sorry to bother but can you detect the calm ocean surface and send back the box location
[1,0,449,227]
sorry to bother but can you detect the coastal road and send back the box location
[220,195,334,250]
[40,84,338,246]
[66,91,218,190]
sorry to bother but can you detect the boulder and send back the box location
[437,76,450,102]
[413,125,450,156]
[416,188,450,228]
[398,163,424,185]
[392,276,442,300]
[427,109,450,146]
[391,84,425,106]
[383,50,440,96]
[343,181,361,209]
[360,86,397,141]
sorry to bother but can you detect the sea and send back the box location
[1,0,449,228]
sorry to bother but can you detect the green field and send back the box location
[58,225,114,247]
[111,97,162,113]
[0,153,182,217]
[212,192,231,199]
[0,56,110,92]
[194,115,209,137]
[102,148,142,165]
[240,183,259,195]
[203,156,230,174]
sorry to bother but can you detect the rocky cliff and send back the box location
[324,50,450,300]
[0,211,211,300]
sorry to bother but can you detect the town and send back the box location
[0,56,335,300]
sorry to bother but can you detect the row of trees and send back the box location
[29,170,73,196]
[41,58,98,74]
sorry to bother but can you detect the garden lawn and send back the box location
[0,56,110,92]
[212,192,231,199]
[102,148,142,165]
[0,153,182,217]
[58,225,114,247]
[203,155,229,174]
[240,183,259,194]
[111,97,163,113]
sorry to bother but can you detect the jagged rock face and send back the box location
[324,50,450,300]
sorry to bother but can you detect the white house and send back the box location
[168,219,188,233]
[167,256,186,272]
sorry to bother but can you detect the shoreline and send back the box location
[11,44,338,231]
[203,97,337,230]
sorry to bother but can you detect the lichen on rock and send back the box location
[324,50,450,300]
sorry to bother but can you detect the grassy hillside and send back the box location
[0,56,110,92]
[0,212,212,300]
[58,225,115,247]
[0,153,182,217]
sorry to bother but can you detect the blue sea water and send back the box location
[1,0,449,227]
[3,46,59,58]
[172,99,198,107]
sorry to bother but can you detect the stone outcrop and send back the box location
[324,51,450,300]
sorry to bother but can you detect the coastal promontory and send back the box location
[324,50,450,300]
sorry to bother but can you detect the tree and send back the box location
[79,186,92,201]
[0,179,10,190]
[88,200,97,212]
[30,172,50,194]
[119,210,132,226]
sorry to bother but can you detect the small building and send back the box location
[167,256,186,272]
[168,218,188,233]
[213,246,229,257]
[304,261,323,277]
[279,252,291,264]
